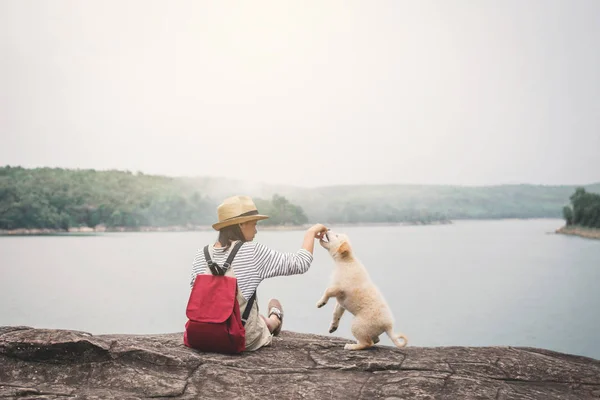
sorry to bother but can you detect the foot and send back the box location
[329,324,338,333]
[344,341,373,351]
[268,299,283,336]
[316,298,327,308]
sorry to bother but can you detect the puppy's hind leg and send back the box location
[344,340,374,351]
[345,317,375,351]
[329,301,346,333]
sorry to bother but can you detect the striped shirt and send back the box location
[190,241,314,300]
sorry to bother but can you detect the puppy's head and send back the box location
[320,230,353,260]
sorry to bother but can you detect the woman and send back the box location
[190,195,327,351]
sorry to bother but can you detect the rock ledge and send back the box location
[1,326,599,399]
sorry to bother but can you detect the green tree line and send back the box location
[254,194,308,226]
[0,166,215,229]
[0,167,307,230]
[4,167,598,230]
[562,188,600,228]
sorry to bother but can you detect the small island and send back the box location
[557,188,600,240]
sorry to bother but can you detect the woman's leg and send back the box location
[262,298,283,335]
[261,314,281,333]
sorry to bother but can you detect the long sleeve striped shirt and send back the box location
[190,241,314,300]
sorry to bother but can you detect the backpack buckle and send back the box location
[222,262,230,270]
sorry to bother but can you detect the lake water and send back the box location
[1,219,599,360]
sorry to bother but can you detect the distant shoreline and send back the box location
[555,225,600,240]
[0,220,453,236]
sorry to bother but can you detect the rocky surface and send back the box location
[1,326,599,399]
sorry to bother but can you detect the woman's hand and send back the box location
[308,223,328,240]
[302,223,329,254]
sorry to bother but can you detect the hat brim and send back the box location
[212,214,269,231]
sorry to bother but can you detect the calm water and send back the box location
[1,219,599,360]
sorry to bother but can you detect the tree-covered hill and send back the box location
[2,166,599,230]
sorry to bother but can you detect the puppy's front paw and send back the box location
[316,300,326,308]
[344,343,353,350]
[329,325,338,334]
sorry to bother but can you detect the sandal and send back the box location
[268,298,284,336]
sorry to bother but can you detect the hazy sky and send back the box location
[1,1,599,187]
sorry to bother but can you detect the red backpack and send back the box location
[183,241,256,354]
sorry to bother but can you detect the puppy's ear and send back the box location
[337,242,351,258]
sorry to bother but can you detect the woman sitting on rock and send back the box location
[189,195,327,351]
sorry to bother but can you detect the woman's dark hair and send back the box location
[218,224,246,249]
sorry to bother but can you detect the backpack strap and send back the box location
[203,245,221,275]
[241,292,256,326]
[223,241,244,271]
[203,241,244,276]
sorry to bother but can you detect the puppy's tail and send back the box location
[385,328,408,348]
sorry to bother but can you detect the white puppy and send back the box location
[317,230,408,350]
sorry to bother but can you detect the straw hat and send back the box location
[212,195,269,231]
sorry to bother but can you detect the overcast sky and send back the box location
[1,1,599,187]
